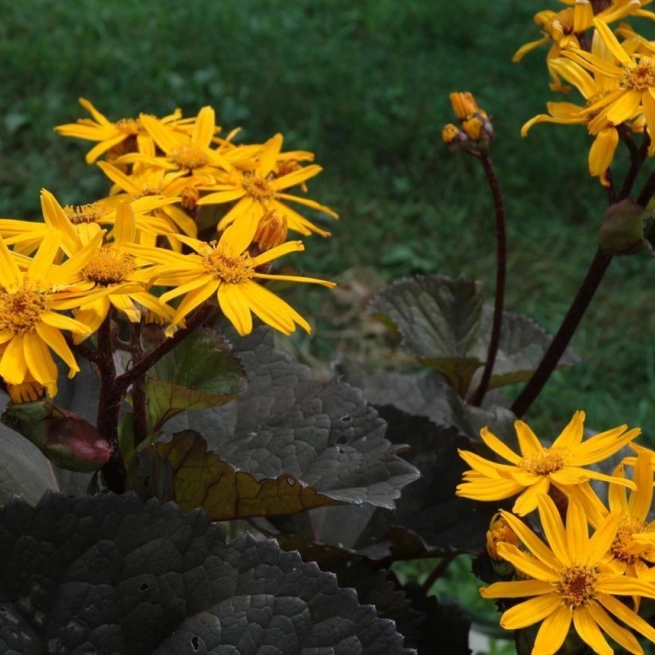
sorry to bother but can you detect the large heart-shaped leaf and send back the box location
[367,274,578,395]
[146,430,341,519]
[0,493,413,654]
[163,327,420,511]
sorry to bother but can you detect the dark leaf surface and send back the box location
[268,406,495,564]
[367,274,577,394]
[164,327,420,510]
[0,493,413,654]
[154,430,341,519]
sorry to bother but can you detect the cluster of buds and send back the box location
[442,92,494,155]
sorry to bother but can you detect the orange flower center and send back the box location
[622,57,655,92]
[82,247,136,286]
[64,202,110,225]
[611,515,650,564]
[203,246,254,284]
[170,144,209,170]
[519,447,566,475]
[0,286,48,335]
[115,118,141,136]
[242,174,275,201]
[556,564,598,609]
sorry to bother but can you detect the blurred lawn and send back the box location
[1,0,655,438]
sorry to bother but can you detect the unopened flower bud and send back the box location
[446,91,494,154]
[598,198,646,255]
[2,400,111,472]
[450,92,480,121]
[486,512,520,561]
[254,211,288,252]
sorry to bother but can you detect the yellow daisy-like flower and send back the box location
[513,0,655,65]
[71,203,175,342]
[0,229,110,397]
[196,133,338,237]
[482,495,655,655]
[54,98,193,164]
[125,219,335,337]
[0,190,179,255]
[96,160,205,246]
[603,449,655,577]
[522,31,629,187]
[456,411,639,516]
[563,18,655,157]
[117,106,230,175]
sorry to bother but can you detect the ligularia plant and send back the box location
[5,2,655,652]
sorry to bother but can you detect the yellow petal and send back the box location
[479,426,521,464]
[23,330,58,389]
[572,607,613,655]
[500,595,561,630]
[599,593,655,644]
[514,420,543,457]
[0,336,27,384]
[218,282,253,336]
[588,128,619,183]
[532,606,572,655]
[480,580,554,601]
[566,497,589,562]
[553,410,585,449]
[192,106,216,150]
[587,601,644,655]
[495,543,559,582]
[499,510,559,569]
[588,511,622,561]
[34,322,79,377]
[537,494,571,565]
[512,476,551,516]
[239,280,310,334]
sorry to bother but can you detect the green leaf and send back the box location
[164,327,420,511]
[368,274,483,394]
[143,328,247,432]
[368,274,578,395]
[0,493,412,654]
[151,430,341,519]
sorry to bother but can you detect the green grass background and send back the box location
[1,0,655,440]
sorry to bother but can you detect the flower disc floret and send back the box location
[170,143,209,170]
[82,248,137,286]
[520,446,566,475]
[203,247,254,284]
[556,565,599,610]
[622,56,655,91]
[64,202,110,225]
[0,286,48,335]
[611,516,646,564]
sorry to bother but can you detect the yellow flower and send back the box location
[456,411,639,516]
[521,30,634,186]
[486,512,520,561]
[118,106,230,175]
[0,190,178,255]
[0,229,109,397]
[196,133,338,237]
[54,98,192,164]
[71,203,175,342]
[563,18,655,157]
[514,1,655,89]
[482,495,655,655]
[98,162,205,250]
[125,219,335,337]
[603,449,655,577]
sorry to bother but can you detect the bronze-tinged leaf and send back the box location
[155,430,341,520]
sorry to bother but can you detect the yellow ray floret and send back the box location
[457,411,640,516]
[125,218,335,338]
[482,495,655,655]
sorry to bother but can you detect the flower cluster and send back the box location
[458,411,655,654]
[516,0,655,186]
[0,101,336,400]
